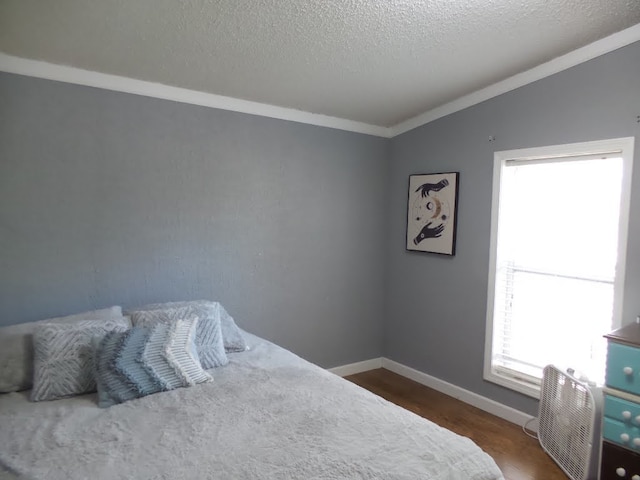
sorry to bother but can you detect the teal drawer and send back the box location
[605,395,640,425]
[607,342,640,395]
[603,417,640,450]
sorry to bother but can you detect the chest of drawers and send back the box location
[601,323,640,480]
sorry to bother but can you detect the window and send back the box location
[484,137,634,398]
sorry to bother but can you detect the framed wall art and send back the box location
[406,172,460,255]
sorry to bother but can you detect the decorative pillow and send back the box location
[0,306,124,393]
[129,302,229,369]
[31,317,130,402]
[93,318,212,408]
[128,300,247,354]
[218,304,248,353]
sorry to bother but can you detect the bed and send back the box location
[0,327,504,479]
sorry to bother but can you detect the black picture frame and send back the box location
[406,172,460,255]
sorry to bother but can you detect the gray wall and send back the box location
[0,73,389,369]
[385,41,640,415]
[2,41,639,415]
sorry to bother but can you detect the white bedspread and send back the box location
[0,333,504,480]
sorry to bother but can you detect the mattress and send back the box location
[0,332,504,480]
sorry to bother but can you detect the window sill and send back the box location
[484,369,541,399]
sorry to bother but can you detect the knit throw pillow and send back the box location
[0,306,124,393]
[218,303,247,353]
[93,318,212,408]
[31,317,131,402]
[129,302,229,369]
[129,300,247,354]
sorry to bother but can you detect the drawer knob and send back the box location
[621,433,630,442]
[623,410,632,419]
[623,366,634,375]
[617,467,626,477]
[636,415,640,424]
[634,438,640,447]
[631,475,640,480]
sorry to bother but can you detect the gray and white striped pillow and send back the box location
[93,318,212,408]
[31,317,130,402]
[0,306,124,393]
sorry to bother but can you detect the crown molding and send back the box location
[1,22,639,139]
[0,53,391,138]
[389,23,640,137]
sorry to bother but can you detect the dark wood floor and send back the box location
[345,368,568,480]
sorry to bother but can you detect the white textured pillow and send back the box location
[218,304,248,353]
[129,303,228,369]
[129,300,247,353]
[0,306,124,393]
[31,317,131,402]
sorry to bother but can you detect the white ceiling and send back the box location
[1,0,639,129]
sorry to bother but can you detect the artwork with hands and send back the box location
[406,172,459,255]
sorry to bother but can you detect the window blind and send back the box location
[491,154,623,385]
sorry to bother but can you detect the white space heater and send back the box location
[537,365,603,480]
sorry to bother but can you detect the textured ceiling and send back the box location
[1,0,639,128]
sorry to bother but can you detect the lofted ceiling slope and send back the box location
[1,1,639,129]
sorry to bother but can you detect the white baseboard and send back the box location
[381,358,535,428]
[328,358,382,377]
[328,356,535,428]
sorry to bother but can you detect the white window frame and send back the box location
[484,137,635,398]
